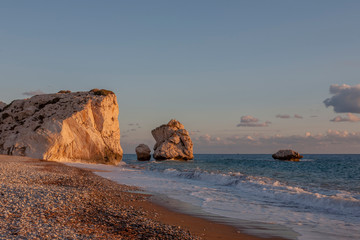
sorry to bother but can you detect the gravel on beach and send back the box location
[0,155,200,239]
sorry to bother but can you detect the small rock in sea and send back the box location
[135,144,151,161]
[151,119,193,160]
[272,149,303,161]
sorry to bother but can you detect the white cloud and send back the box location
[245,135,255,141]
[237,115,271,127]
[276,114,303,119]
[330,113,360,122]
[324,84,360,113]
[190,130,360,153]
[195,130,360,153]
[194,134,222,144]
[237,130,360,146]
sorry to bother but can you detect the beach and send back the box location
[68,154,360,240]
[0,155,286,239]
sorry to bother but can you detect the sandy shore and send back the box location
[0,155,286,239]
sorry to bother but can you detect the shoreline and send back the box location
[140,195,290,240]
[0,155,288,239]
[147,194,297,240]
[72,162,292,240]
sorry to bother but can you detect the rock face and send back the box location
[0,89,123,165]
[151,119,193,160]
[0,101,6,111]
[135,144,151,161]
[272,149,303,161]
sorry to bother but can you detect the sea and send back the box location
[67,154,360,240]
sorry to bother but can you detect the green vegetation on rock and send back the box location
[90,89,114,96]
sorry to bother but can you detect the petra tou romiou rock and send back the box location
[272,149,303,161]
[0,89,123,165]
[151,119,193,160]
[135,144,151,161]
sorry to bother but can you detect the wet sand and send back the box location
[0,155,287,239]
[133,197,287,240]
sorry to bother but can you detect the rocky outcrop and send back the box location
[0,101,6,111]
[0,89,123,165]
[135,144,151,161]
[151,119,193,160]
[272,149,303,161]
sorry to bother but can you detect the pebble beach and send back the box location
[0,155,197,239]
[0,155,289,240]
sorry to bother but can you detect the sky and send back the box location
[1,0,360,154]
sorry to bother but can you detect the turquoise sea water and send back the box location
[125,154,360,194]
[68,154,360,240]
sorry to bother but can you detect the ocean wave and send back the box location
[159,168,360,217]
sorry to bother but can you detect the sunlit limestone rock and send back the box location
[151,119,193,160]
[272,149,303,161]
[0,89,123,165]
[135,144,151,161]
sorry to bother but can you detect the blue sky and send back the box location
[1,1,360,153]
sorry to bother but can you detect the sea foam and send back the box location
[66,154,360,240]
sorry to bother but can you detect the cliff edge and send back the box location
[0,89,123,165]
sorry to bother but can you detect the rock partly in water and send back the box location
[135,144,151,161]
[272,149,303,161]
[0,89,123,165]
[151,119,193,160]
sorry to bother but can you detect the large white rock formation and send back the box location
[151,119,193,160]
[0,89,123,165]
